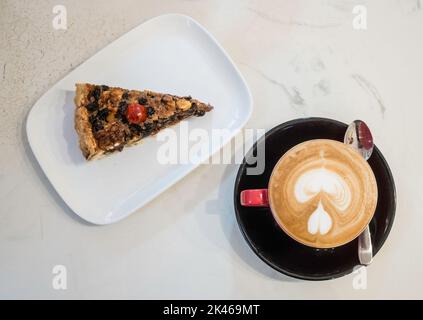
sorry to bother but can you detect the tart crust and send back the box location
[74,84,103,160]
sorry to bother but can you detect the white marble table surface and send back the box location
[1,0,422,299]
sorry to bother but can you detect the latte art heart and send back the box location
[307,201,332,235]
[269,139,378,248]
[295,167,352,236]
[294,168,351,211]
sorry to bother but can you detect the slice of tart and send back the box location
[74,83,213,160]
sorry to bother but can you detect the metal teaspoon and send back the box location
[344,120,374,265]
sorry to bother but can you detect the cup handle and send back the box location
[240,189,269,207]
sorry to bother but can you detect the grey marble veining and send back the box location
[351,74,387,117]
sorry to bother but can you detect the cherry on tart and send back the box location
[126,103,147,124]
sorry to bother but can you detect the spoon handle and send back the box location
[358,226,373,265]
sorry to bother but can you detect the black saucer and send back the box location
[234,118,396,281]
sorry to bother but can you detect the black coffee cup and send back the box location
[233,117,396,280]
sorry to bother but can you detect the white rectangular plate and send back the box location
[26,14,252,224]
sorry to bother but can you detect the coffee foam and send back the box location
[269,139,378,248]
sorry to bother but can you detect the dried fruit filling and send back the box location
[84,84,212,153]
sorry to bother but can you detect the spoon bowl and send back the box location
[344,120,374,161]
